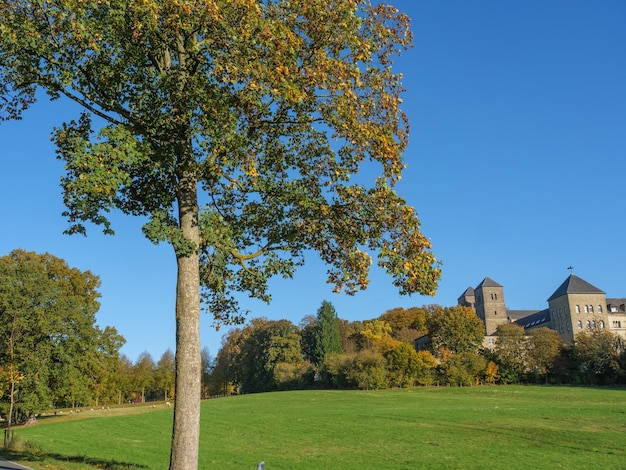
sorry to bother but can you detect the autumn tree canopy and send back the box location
[0,1,440,467]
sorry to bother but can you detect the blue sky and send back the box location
[1,1,625,362]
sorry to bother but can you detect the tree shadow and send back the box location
[1,448,149,469]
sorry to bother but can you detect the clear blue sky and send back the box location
[1,1,625,362]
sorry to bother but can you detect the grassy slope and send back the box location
[4,386,626,469]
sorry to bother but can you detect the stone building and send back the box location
[458,274,626,344]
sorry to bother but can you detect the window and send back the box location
[586,320,591,329]
[584,305,589,314]
[613,321,622,328]
[576,305,580,313]
[577,321,582,329]
[599,321,604,329]
[592,320,596,329]
[598,305,603,314]
[494,310,498,316]
[489,338,495,344]
[589,305,594,313]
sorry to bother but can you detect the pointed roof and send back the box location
[461,286,475,296]
[457,286,475,303]
[476,277,502,289]
[547,274,604,301]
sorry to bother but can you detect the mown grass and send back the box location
[3,385,626,469]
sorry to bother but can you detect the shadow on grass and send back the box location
[1,448,148,469]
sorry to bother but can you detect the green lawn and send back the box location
[4,386,626,469]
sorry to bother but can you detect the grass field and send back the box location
[3,385,626,469]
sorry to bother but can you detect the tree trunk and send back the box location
[169,172,202,470]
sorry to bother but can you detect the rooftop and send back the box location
[547,274,604,301]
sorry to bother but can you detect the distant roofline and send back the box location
[476,277,502,289]
[547,274,604,301]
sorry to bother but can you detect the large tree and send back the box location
[0,1,440,467]
[0,250,123,424]
[572,329,624,385]
[426,306,484,356]
[235,318,303,393]
[526,327,562,383]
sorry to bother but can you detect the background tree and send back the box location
[0,2,441,466]
[114,355,135,405]
[354,319,399,353]
[324,350,389,390]
[199,347,214,399]
[384,342,423,387]
[493,323,527,384]
[438,352,486,387]
[133,352,156,403]
[378,306,427,343]
[527,328,563,383]
[236,318,304,393]
[339,320,364,354]
[311,301,343,366]
[209,329,242,396]
[0,250,123,421]
[156,349,176,402]
[426,306,484,356]
[299,314,317,363]
[572,330,624,385]
[483,361,499,384]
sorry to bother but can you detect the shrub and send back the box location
[323,351,389,390]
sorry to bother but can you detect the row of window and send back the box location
[476,292,500,303]
[557,320,622,330]
[576,320,605,329]
[575,304,603,314]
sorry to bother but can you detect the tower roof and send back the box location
[461,286,475,296]
[547,274,604,301]
[476,277,502,289]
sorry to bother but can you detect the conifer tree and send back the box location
[312,301,343,365]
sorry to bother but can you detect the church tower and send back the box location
[457,287,475,309]
[474,277,507,335]
[547,274,606,343]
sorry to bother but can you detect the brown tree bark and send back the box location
[169,172,202,470]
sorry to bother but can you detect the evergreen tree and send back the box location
[312,301,343,365]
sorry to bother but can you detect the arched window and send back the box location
[577,321,582,329]
[598,305,603,313]
[586,320,591,329]
[584,305,589,313]
[590,305,594,313]
[576,305,580,313]
[599,321,604,329]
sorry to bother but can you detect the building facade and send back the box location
[459,274,626,344]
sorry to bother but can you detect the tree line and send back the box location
[205,301,626,393]
[0,250,225,427]
[3,250,625,429]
